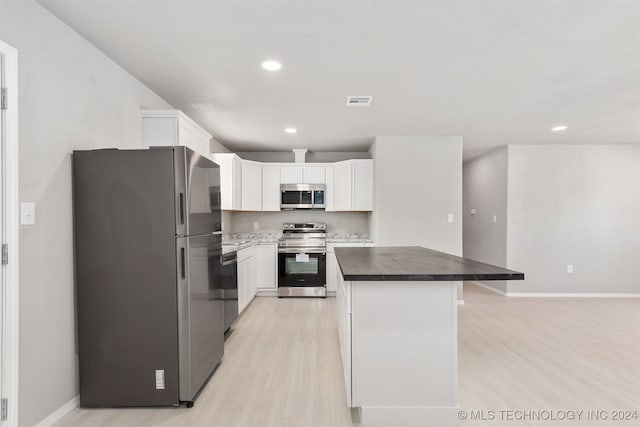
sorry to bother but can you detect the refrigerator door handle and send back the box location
[179,192,185,225]
[180,247,186,279]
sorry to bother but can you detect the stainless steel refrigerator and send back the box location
[73,146,224,407]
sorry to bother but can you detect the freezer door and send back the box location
[174,147,222,236]
[177,234,224,402]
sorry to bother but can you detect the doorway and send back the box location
[0,39,19,427]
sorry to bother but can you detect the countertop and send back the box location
[326,233,373,244]
[222,232,279,253]
[335,246,524,282]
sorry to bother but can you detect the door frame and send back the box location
[0,39,20,427]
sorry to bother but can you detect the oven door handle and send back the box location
[278,249,326,255]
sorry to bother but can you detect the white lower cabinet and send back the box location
[254,243,277,290]
[237,246,256,313]
[336,267,352,407]
[327,243,366,293]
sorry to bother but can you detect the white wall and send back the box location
[0,1,172,425]
[370,136,463,299]
[463,147,509,293]
[506,145,640,294]
[229,211,369,234]
[370,136,463,254]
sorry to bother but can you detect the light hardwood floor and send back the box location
[57,283,639,427]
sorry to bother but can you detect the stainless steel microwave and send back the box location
[280,184,325,210]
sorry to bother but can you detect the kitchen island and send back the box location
[334,246,524,427]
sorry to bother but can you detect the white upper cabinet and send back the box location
[142,110,211,159]
[210,153,242,210]
[352,160,374,211]
[334,161,353,211]
[325,166,335,211]
[302,167,325,184]
[333,160,374,211]
[280,166,303,184]
[241,161,262,211]
[210,156,372,212]
[262,166,281,211]
[281,166,326,184]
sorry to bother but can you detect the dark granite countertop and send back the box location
[335,246,524,281]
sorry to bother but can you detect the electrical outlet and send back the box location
[253,222,259,230]
[447,214,454,223]
[567,264,574,274]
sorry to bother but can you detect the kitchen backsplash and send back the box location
[227,211,370,233]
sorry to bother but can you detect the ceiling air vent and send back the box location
[346,96,373,107]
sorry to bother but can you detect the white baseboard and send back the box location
[469,281,639,298]
[255,290,337,297]
[34,395,79,427]
[506,292,640,298]
[255,289,278,297]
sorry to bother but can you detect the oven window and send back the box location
[285,257,319,275]
[281,191,300,205]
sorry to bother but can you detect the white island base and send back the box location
[337,276,460,427]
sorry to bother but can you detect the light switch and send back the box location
[492,215,497,223]
[21,202,36,225]
[447,214,454,223]
[567,264,574,274]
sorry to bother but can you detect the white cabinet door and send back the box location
[303,167,326,184]
[337,271,352,407]
[326,252,338,292]
[334,161,353,211]
[247,255,256,303]
[255,244,277,290]
[142,110,212,159]
[238,258,249,313]
[262,166,281,211]
[280,166,303,184]
[238,249,256,313]
[352,160,374,211]
[210,153,242,210]
[241,162,262,211]
[325,166,335,211]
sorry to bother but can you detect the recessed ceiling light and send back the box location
[284,128,297,134]
[552,125,568,132]
[261,60,282,71]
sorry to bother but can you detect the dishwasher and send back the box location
[221,251,238,332]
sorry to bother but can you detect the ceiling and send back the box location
[37,0,640,160]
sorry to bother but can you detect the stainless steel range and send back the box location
[278,223,327,297]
